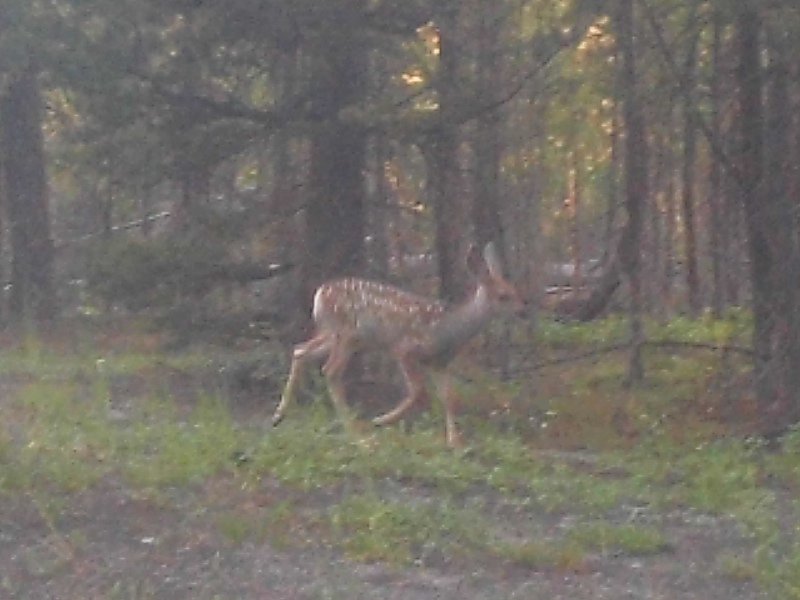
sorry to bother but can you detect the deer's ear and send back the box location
[465,243,485,277]
[483,242,504,278]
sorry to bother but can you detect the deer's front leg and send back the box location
[272,333,332,426]
[321,333,357,426]
[432,370,463,448]
[372,350,426,426]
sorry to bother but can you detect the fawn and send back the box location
[271,242,525,447]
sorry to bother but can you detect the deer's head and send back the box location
[466,242,527,317]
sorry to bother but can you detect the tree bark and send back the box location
[304,8,368,307]
[735,8,775,423]
[618,0,647,384]
[568,152,583,291]
[661,119,677,312]
[603,97,621,269]
[426,5,466,303]
[681,30,700,314]
[764,29,800,426]
[367,135,391,278]
[472,0,505,254]
[708,11,724,317]
[790,59,800,425]
[0,68,56,322]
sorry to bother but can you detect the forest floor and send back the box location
[0,318,796,599]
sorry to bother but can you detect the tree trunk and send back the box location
[265,50,304,332]
[764,30,800,427]
[367,135,391,279]
[647,139,664,315]
[304,12,368,307]
[708,11,724,317]
[618,0,647,384]
[789,59,800,425]
[472,0,505,254]
[661,120,677,312]
[603,98,621,268]
[365,46,392,280]
[681,31,701,315]
[735,8,775,423]
[568,152,583,291]
[269,51,299,209]
[427,5,466,303]
[0,68,56,322]
[473,0,512,373]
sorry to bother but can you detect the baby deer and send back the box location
[272,242,525,447]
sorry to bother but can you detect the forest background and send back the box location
[2,1,800,597]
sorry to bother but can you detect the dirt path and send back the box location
[0,475,769,600]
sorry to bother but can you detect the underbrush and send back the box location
[0,313,798,596]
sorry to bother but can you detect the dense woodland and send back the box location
[1,0,800,434]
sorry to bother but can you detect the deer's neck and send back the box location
[425,284,493,363]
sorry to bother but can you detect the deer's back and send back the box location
[313,278,445,347]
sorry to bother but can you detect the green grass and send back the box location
[619,438,777,535]
[770,545,800,599]
[121,393,243,488]
[536,309,750,348]
[329,494,485,564]
[1,314,800,596]
[493,538,587,570]
[0,335,206,380]
[7,381,115,493]
[537,315,628,347]
[765,426,800,489]
[326,493,657,569]
[719,552,759,582]
[567,521,669,555]
[649,308,751,344]
[107,580,158,600]
[1,381,243,496]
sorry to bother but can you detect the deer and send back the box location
[271,242,526,447]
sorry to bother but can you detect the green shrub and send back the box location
[85,236,226,310]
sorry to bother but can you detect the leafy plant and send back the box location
[85,235,228,310]
[329,494,485,565]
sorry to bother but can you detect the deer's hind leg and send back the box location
[272,332,332,426]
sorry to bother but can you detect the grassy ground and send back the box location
[0,314,798,598]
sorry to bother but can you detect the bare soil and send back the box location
[0,476,769,600]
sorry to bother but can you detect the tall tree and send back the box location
[472,0,505,254]
[680,25,700,314]
[0,66,56,322]
[426,5,467,302]
[618,0,647,383]
[763,22,800,426]
[735,5,772,417]
[707,9,725,317]
[303,6,369,302]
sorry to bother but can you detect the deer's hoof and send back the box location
[271,413,285,427]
